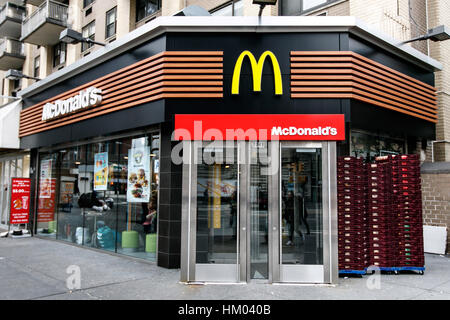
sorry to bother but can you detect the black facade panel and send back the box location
[167,32,342,75]
[350,99,435,140]
[21,100,165,149]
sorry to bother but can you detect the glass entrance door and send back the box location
[194,143,240,282]
[248,142,270,280]
[274,142,337,283]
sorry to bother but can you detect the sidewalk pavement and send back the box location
[0,236,449,300]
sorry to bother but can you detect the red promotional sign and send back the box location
[9,178,31,225]
[174,114,346,141]
[37,178,56,223]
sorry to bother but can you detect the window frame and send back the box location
[280,0,343,16]
[34,56,40,78]
[53,42,67,68]
[135,0,161,23]
[105,7,117,39]
[81,20,96,52]
[210,0,243,16]
[83,0,94,9]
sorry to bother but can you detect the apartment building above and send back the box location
[21,0,68,46]
[0,37,25,69]
[0,2,25,38]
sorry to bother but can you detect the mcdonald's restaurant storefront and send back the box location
[19,17,439,284]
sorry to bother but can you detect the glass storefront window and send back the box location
[56,147,85,244]
[35,132,160,261]
[83,141,118,251]
[351,130,406,161]
[116,134,159,260]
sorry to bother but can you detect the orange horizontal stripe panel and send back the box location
[291,51,436,93]
[290,51,438,123]
[19,51,224,137]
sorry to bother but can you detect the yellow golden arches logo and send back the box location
[231,50,283,95]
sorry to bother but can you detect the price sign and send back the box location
[10,178,31,225]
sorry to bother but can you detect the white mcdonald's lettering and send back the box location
[271,126,338,136]
[41,87,103,121]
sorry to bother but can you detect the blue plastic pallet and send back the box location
[367,266,425,272]
[378,267,398,272]
[396,266,425,272]
[339,270,366,275]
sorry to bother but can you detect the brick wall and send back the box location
[409,0,428,54]
[421,163,450,253]
[187,0,228,11]
[349,0,411,42]
[428,0,450,161]
[309,0,350,16]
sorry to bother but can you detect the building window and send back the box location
[53,42,67,67]
[13,78,21,90]
[350,129,406,161]
[83,0,94,8]
[281,0,340,15]
[105,7,117,39]
[136,0,161,22]
[211,0,244,16]
[34,56,40,78]
[82,21,95,52]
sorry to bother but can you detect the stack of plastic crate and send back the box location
[391,154,425,271]
[362,163,370,269]
[367,161,396,269]
[337,157,367,274]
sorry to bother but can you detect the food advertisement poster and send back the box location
[60,182,74,204]
[127,146,150,203]
[37,178,56,223]
[10,178,31,225]
[94,152,108,191]
[39,159,52,198]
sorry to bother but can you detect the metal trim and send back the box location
[239,141,248,283]
[188,141,198,281]
[328,141,339,284]
[322,141,331,283]
[180,141,191,282]
[270,140,280,283]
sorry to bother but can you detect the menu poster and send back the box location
[10,178,31,225]
[127,146,150,203]
[39,159,52,198]
[60,182,75,204]
[37,178,56,223]
[94,152,108,191]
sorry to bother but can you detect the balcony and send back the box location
[21,0,68,46]
[0,3,25,38]
[0,37,25,70]
[25,0,47,6]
